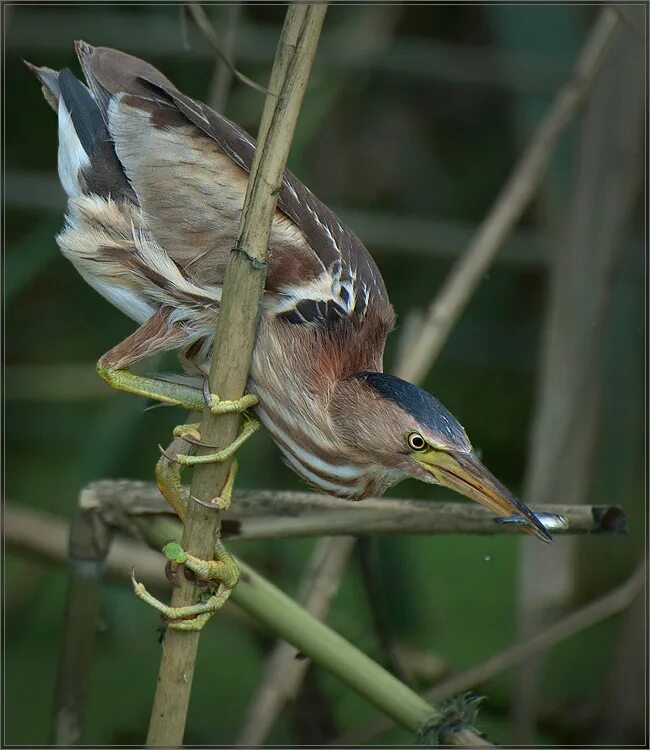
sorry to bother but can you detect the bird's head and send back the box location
[332,372,551,542]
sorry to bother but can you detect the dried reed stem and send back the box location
[145,6,327,745]
[22,485,624,539]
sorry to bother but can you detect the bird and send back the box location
[29,42,551,626]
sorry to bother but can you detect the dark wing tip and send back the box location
[58,68,108,159]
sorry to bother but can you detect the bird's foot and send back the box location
[132,542,239,631]
[156,417,260,517]
[202,384,259,416]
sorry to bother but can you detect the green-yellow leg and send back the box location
[156,417,259,518]
[97,360,206,411]
[97,359,260,415]
[174,419,260,466]
[154,450,191,521]
[103,351,261,626]
[155,455,238,518]
[208,393,259,415]
[132,541,240,631]
[145,417,258,628]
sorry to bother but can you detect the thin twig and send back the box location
[186,4,270,97]
[207,4,241,112]
[237,536,356,746]
[333,562,646,745]
[395,8,620,384]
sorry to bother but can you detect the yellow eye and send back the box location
[407,432,427,451]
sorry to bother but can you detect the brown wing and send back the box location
[75,43,392,329]
[75,44,316,292]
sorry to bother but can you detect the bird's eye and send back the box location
[407,432,427,451]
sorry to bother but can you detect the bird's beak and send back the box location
[414,450,552,542]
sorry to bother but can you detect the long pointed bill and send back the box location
[416,450,552,542]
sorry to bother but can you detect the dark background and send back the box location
[4,3,646,746]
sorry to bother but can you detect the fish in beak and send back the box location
[415,449,553,542]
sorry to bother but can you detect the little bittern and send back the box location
[29,43,550,624]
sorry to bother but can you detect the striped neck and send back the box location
[252,381,403,500]
[248,316,399,500]
[255,397,370,499]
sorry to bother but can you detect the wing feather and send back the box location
[74,43,392,328]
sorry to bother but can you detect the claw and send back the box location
[131,568,146,597]
[165,560,182,587]
[172,422,221,449]
[178,432,219,448]
[158,444,181,463]
[188,493,221,511]
[202,378,212,407]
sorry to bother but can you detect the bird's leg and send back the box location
[97,317,260,415]
[157,416,259,518]
[142,415,258,627]
[154,437,192,521]
[99,311,260,626]
[132,539,240,631]
[97,308,210,411]
[99,356,260,419]
[140,416,256,628]
[97,359,207,411]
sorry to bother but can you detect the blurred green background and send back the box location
[4,4,646,746]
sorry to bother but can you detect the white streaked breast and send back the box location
[256,405,364,496]
[281,450,361,497]
[258,408,362,480]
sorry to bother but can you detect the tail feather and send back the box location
[25,61,60,112]
[26,56,136,203]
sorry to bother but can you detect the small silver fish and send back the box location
[495,512,570,532]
